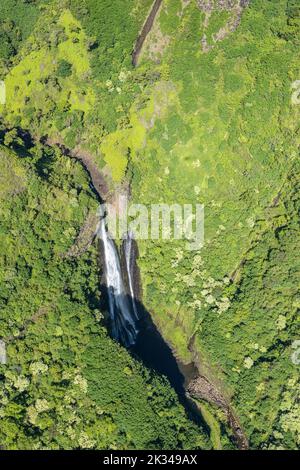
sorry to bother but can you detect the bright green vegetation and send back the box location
[0,138,209,449]
[128,0,300,449]
[1,5,96,150]
[0,0,299,451]
[196,401,222,450]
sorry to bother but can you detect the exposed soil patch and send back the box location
[141,20,170,64]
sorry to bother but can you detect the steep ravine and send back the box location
[5,129,248,449]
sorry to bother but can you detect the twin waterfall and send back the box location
[98,218,139,348]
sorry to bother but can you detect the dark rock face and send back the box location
[120,234,142,311]
[132,0,163,67]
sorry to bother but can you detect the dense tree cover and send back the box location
[0,138,209,449]
[69,0,153,79]
[198,162,300,449]
[57,59,73,78]
[0,0,157,180]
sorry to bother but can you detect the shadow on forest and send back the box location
[98,284,206,430]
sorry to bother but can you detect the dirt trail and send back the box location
[132,0,163,66]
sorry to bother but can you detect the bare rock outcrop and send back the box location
[188,374,249,450]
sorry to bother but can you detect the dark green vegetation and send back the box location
[0,0,299,450]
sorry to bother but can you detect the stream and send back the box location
[98,212,249,449]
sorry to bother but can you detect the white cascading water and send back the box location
[124,232,139,320]
[99,218,139,347]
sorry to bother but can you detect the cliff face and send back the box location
[128,0,300,450]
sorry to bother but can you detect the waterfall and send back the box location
[99,218,139,347]
[123,232,139,320]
